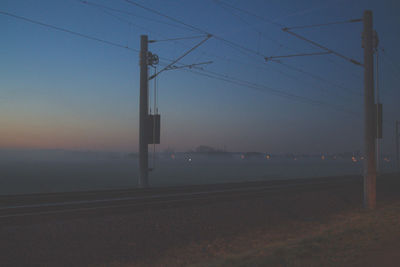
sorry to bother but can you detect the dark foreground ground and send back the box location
[0,173,399,266]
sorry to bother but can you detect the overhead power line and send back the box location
[79,0,262,66]
[0,10,139,52]
[124,0,206,34]
[149,34,212,80]
[123,0,264,57]
[1,8,362,117]
[215,1,364,86]
[265,51,332,61]
[159,37,361,101]
[213,0,285,27]
[164,61,213,70]
[182,67,361,117]
[213,0,302,57]
[282,28,363,66]
[155,58,360,116]
[275,61,362,96]
[123,0,361,89]
[93,6,158,36]
[155,53,361,115]
[78,0,364,102]
[284,18,362,30]
[78,0,192,32]
[149,35,208,43]
[115,1,363,100]
[211,1,363,78]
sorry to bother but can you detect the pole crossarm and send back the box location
[282,28,363,67]
[149,34,212,80]
[265,51,332,61]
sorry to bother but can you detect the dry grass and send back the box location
[191,200,400,267]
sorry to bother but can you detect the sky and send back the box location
[0,0,399,154]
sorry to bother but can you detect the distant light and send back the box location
[240,154,245,159]
[352,156,358,163]
[360,156,365,160]
[188,158,192,162]
[321,155,325,160]
[266,154,271,160]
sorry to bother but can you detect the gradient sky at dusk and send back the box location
[1,0,399,153]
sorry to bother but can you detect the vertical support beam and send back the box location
[396,120,399,170]
[139,35,149,187]
[375,50,380,175]
[363,10,376,209]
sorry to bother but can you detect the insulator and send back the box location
[147,52,159,66]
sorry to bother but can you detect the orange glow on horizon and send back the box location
[0,124,138,151]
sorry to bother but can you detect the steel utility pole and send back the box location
[139,35,149,187]
[363,10,376,209]
[137,34,208,187]
[375,50,380,174]
[396,120,399,170]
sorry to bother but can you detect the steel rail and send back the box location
[0,177,360,218]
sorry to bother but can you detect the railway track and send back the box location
[0,175,362,219]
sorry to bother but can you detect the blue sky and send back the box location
[0,0,399,153]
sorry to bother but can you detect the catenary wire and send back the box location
[0,10,139,53]
[0,9,364,119]
[78,1,363,101]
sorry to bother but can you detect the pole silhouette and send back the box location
[363,10,376,209]
[139,35,149,187]
[396,120,399,170]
